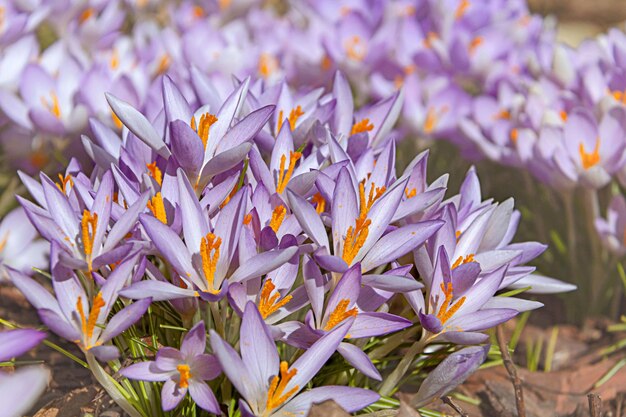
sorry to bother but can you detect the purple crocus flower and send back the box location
[596,194,626,256]
[0,207,47,279]
[0,329,46,362]
[120,321,221,413]
[211,302,379,417]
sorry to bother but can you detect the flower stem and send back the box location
[378,337,428,396]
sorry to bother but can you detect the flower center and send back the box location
[469,36,483,55]
[494,110,511,120]
[81,210,98,271]
[351,118,374,135]
[110,106,123,129]
[342,181,385,264]
[56,174,74,194]
[312,193,326,214]
[612,90,626,105]
[259,279,293,319]
[269,205,287,233]
[423,32,439,48]
[276,151,302,194]
[405,188,417,199]
[452,254,475,269]
[146,162,162,185]
[110,49,119,70]
[190,113,218,149]
[265,361,299,414]
[258,53,279,79]
[344,35,366,62]
[147,192,167,224]
[579,138,601,170]
[192,5,204,18]
[0,232,9,254]
[78,7,94,24]
[76,292,105,348]
[155,54,170,76]
[455,0,470,19]
[435,282,466,325]
[510,128,519,143]
[324,298,358,331]
[41,91,61,119]
[177,364,191,388]
[424,106,448,134]
[277,106,304,133]
[200,232,221,294]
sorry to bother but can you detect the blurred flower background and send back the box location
[1,0,626,416]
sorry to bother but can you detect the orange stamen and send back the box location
[259,279,293,319]
[192,5,204,18]
[345,35,366,61]
[41,92,61,119]
[494,110,511,120]
[324,299,358,331]
[56,174,74,193]
[423,31,439,48]
[266,361,299,413]
[342,182,385,264]
[350,118,374,135]
[243,213,253,225]
[269,205,286,233]
[510,128,519,143]
[200,232,221,294]
[276,151,302,194]
[76,292,105,348]
[177,364,191,388]
[191,113,218,149]
[147,193,167,224]
[436,282,466,324]
[455,0,470,19]
[146,162,162,185]
[405,188,417,199]
[258,53,279,79]
[312,193,326,214]
[110,49,119,70]
[452,254,475,269]
[79,8,94,24]
[81,210,98,271]
[155,54,170,75]
[321,55,332,71]
[579,138,601,170]
[559,110,568,121]
[469,37,483,54]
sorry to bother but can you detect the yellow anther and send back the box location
[259,279,293,319]
[579,138,601,170]
[350,118,374,135]
[81,210,98,271]
[424,106,449,134]
[612,89,626,105]
[200,232,221,294]
[218,0,232,10]
[147,192,167,224]
[110,49,119,70]
[312,193,326,214]
[266,361,299,413]
[455,230,462,242]
[155,54,170,75]
[269,205,287,233]
[436,282,466,325]
[324,299,358,331]
[345,35,366,62]
[243,213,253,225]
[191,113,218,149]
[56,173,74,193]
[405,188,417,199]
[0,233,9,253]
[110,106,123,129]
[455,0,470,19]
[41,92,61,119]
[494,110,511,120]
[177,364,191,388]
[219,184,238,209]
[560,110,568,121]
[452,254,475,269]
[146,162,162,185]
[469,36,483,55]
[278,106,304,133]
[423,32,439,48]
[321,55,332,71]
[276,151,302,194]
[76,292,105,348]
[258,53,279,79]
[342,182,385,264]
[79,8,94,24]
[192,5,204,18]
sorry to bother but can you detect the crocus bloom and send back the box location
[0,207,47,279]
[596,194,626,256]
[120,321,221,413]
[211,302,379,417]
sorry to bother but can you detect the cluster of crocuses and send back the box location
[4,72,574,416]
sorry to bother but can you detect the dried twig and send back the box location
[496,325,526,417]
[587,393,602,417]
[441,396,468,417]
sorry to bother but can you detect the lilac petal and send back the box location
[0,366,50,417]
[103,192,150,252]
[289,318,353,393]
[214,187,247,282]
[106,93,170,158]
[199,142,252,181]
[438,331,489,345]
[155,347,184,372]
[303,256,326,327]
[456,265,507,316]
[313,250,349,273]
[361,274,423,292]
[210,330,255,404]
[505,242,547,264]
[139,214,198,283]
[82,136,117,169]
[230,247,298,283]
[181,321,206,358]
[413,345,489,408]
[8,269,60,314]
[89,118,121,158]
[99,298,152,343]
[90,345,121,362]
[287,171,318,196]
[218,105,275,152]
[189,354,221,381]
[37,309,80,342]
[241,302,279,401]
[279,386,379,416]
[40,173,78,240]
[161,378,187,412]
[482,297,544,312]
[361,221,443,272]
[337,342,381,380]
[170,121,204,178]
[120,280,197,301]
[326,264,361,319]
[119,361,170,382]
[393,188,446,222]
[419,312,443,334]
[349,312,411,338]
[0,329,46,361]
[451,262,481,296]
[332,71,355,137]
[29,108,64,134]
[177,169,209,253]
[478,198,514,251]
[448,309,518,332]
[91,170,114,250]
[189,379,220,414]
[331,167,358,256]
[163,75,192,124]
[510,274,577,294]
[286,190,329,250]
[17,171,46,208]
